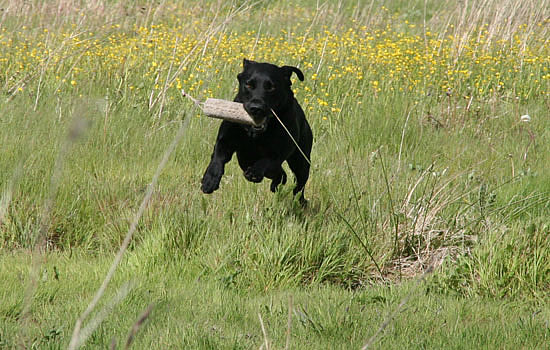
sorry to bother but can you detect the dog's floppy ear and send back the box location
[281,65,304,82]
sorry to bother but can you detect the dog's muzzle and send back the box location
[244,113,269,137]
[244,103,270,132]
[244,102,268,121]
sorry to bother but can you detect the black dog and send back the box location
[201,59,313,204]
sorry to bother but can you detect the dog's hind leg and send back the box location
[287,124,312,205]
[287,152,310,205]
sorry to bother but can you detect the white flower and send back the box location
[520,114,531,122]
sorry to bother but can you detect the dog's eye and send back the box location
[245,81,255,89]
[265,83,275,92]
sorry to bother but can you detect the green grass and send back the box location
[1,0,549,348]
[2,252,550,349]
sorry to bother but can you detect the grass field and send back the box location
[1,0,549,348]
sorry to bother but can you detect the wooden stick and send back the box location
[202,98,258,126]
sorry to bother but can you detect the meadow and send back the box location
[0,0,549,348]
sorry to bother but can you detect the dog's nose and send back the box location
[247,102,265,116]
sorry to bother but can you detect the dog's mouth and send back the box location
[244,105,270,131]
[251,117,268,132]
[252,123,267,132]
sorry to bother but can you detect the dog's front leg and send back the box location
[201,127,236,194]
[201,144,234,193]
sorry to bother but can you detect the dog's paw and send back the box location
[201,172,221,194]
[244,166,264,183]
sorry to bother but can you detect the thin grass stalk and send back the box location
[396,107,414,174]
[18,115,88,344]
[155,36,180,119]
[335,209,383,278]
[67,108,192,350]
[285,295,293,350]
[378,150,400,276]
[340,158,384,277]
[0,162,23,227]
[124,304,154,349]
[76,281,135,348]
[258,312,270,350]
[361,266,434,350]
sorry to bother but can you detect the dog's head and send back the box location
[236,59,304,126]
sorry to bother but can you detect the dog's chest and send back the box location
[246,128,263,138]
[242,123,270,138]
[236,134,276,158]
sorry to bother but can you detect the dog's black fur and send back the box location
[201,59,313,204]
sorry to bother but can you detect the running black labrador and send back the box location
[201,59,313,204]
